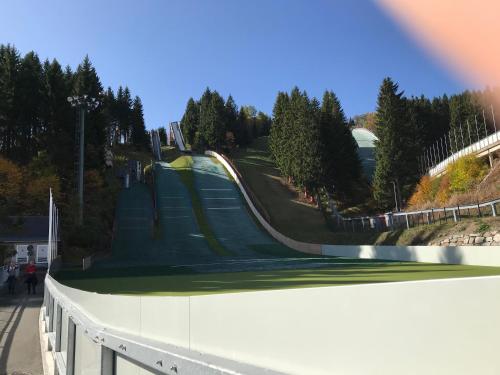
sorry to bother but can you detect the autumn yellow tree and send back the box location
[408,175,433,207]
[0,158,23,210]
[25,175,61,214]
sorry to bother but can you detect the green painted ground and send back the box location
[57,261,500,296]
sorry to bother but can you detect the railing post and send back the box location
[48,295,54,332]
[66,318,77,375]
[405,213,410,229]
[452,208,457,222]
[492,203,497,217]
[100,346,115,375]
[55,304,62,351]
[385,212,393,230]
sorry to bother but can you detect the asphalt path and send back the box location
[0,275,43,375]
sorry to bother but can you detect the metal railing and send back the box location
[332,198,499,232]
[428,130,500,176]
[42,275,283,375]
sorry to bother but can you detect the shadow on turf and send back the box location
[54,259,487,295]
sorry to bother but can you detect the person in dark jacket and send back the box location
[6,263,17,294]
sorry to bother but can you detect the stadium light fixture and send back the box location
[68,95,101,225]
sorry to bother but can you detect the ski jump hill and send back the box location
[42,144,500,374]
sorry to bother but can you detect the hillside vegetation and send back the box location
[409,155,498,209]
[230,137,499,246]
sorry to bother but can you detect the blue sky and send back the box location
[1,0,469,129]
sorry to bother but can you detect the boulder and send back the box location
[474,236,485,244]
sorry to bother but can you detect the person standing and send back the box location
[25,261,37,295]
[6,262,17,294]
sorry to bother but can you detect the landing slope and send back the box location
[56,155,500,295]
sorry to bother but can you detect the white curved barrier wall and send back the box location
[207,151,500,267]
[322,244,500,266]
[43,274,500,375]
[205,151,321,255]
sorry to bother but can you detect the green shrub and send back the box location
[447,156,488,193]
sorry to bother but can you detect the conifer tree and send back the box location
[158,127,167,146]
[283,87,302,181]
[180,98,199,146]
[73,55,105,169]
[42,59,74,178]
[17,51,45,163]
[296,95,322,196]
[224,95,239,143]
[372,78,409,209]
[130,96,149,150]
[197,88,213,150]
[206,90,226,150]
[237,107,249,146]
[320,91,362,194]
[101,87,118,146]
[0,45,20,160]
[269,91,290,171]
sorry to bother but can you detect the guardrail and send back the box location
[332,198,499,232]
[41,272,500,375]
[42,275,282,375]
[429,130,500,176]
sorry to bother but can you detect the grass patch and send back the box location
[56,261,500,296]
[232,137,336,243]
[114,144,153,169]
[170,156,232,256]
[161,146,182,162]
[476,220,490,234]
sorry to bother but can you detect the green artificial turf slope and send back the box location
[57,261,500,296]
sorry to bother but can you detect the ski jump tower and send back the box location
[169,121,186,152]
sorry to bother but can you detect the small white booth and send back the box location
[0,216,53,266]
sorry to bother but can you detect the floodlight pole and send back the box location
[68,95,100,226]
[78,107,85,225]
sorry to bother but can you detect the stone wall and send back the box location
[430,231,500,246]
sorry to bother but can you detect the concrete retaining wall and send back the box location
[321,244,500,267]
[46,275,500,375]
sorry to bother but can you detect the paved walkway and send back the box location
[0,279,43,375]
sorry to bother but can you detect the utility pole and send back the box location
[67,95,100,225]
[391,181,399,212]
